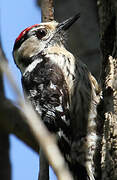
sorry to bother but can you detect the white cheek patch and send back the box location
[23,59,43,75]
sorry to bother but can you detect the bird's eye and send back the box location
[36,28,47,39]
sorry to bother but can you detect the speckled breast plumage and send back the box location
[22,56,71,160]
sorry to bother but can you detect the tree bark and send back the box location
[98,1,117,179]
[38,0,54,22]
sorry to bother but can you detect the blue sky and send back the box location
[1,0,56,179]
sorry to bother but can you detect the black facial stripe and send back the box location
[17,52,46,68]
[18,56,33,67]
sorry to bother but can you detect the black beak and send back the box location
[57,13,80,32]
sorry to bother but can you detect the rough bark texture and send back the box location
[100,56,117,180]
[98,0,117,179]
[39,0,54,22]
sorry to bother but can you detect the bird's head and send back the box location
[13,13,80,72]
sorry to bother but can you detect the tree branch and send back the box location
[101,56,115,180]
[0,33,11,180]
[98,1,117,179]
[0,133,11,180]
[38,148,49,180]
[39,0,54,22]
[0,97,39,153]
[0,40,6,97]
[100,57,117,180]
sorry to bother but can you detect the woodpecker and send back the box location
[13,14,101,180]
